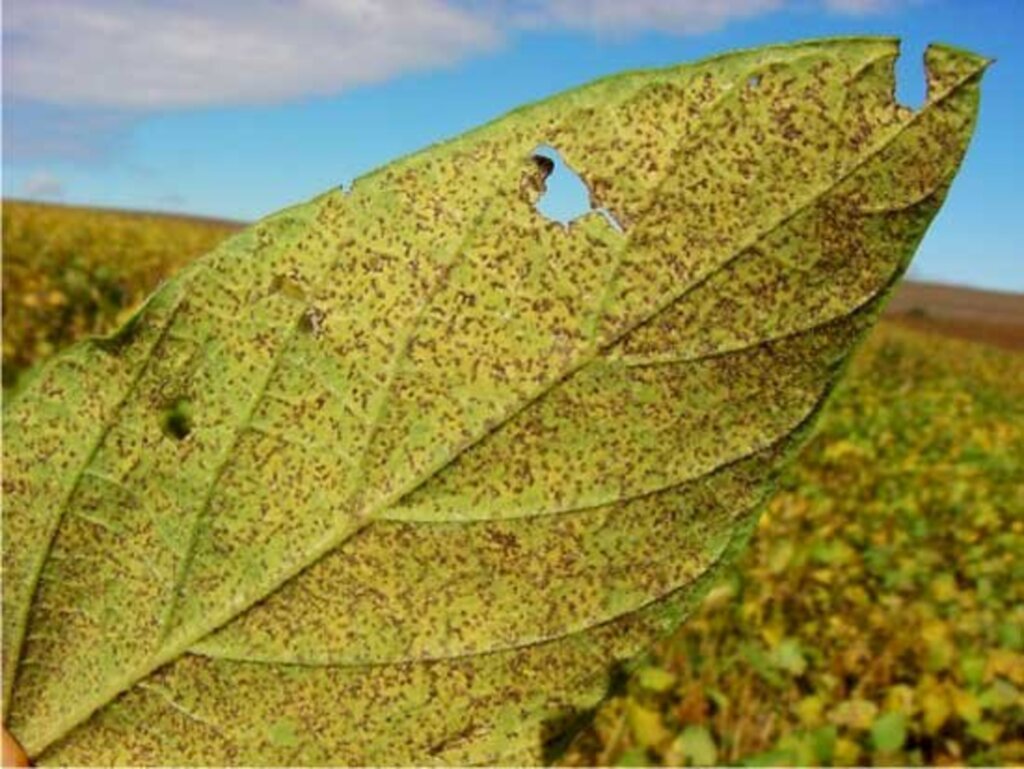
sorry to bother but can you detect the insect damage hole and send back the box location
[300,306,326,338]
[161,398,193,441]
[895,38,928,110]
[531,144,623,232]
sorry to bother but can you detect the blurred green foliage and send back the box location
[566,323,1023,766]
[2,200,1020,765]
[2,200,239,390]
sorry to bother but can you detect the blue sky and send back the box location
[3,0,1021,290]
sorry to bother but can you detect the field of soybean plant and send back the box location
[2,200,238,390]
[3,200,1021,767]
[566,322,1023,767]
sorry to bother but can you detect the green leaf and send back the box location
[775,731,819,766]
[636,665,678,695]
[978,679,1019,711]
[953,688,984,723]
[616,746,653,767]
[741,641,787,690]
[871,711,908,753]
[2,37,986,765]
[742,747,797,767]
[810,724,838,764]
[966,720,1002,745]
[769,637,808,676]
[627,701,671,749]
[830,698,879,731]
[961,655,987,687]
[674,725,718,767]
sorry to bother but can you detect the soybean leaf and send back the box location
[871,711,908,753]
[677,725,718,767]
[2,37,986,765]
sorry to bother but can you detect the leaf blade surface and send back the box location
[1,37,986,764]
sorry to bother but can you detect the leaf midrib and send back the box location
[193,343,850,669]
[189,497,766,668]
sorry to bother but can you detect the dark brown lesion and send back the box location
[427,720,484,758]
[519,154,557,206]
[298,306,326,338]
[532,154,556,181]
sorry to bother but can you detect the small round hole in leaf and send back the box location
[299,306,326,337]
[161,399,193,441]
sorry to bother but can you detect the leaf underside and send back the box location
[2,37,985,766]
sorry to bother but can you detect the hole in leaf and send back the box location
[747,73,762,89]
[532,144,592,224]
[300,306,326,337]
[894,38,927,110]
[161,398,193,441]
[531,144,624,233]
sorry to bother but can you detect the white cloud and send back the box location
[509,0,785,36]
[20,170,66,199]
[3,0,906,111]
[2,0,912,163]
[3,0,500,109]
[822,0,910,14]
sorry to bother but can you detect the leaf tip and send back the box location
[924,42,992,100]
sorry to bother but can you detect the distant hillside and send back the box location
[2,199,1020,388]
[1,200,240,388]
[2,198,245,230]
[887,281,1024,351]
